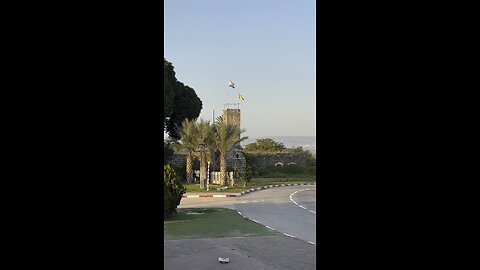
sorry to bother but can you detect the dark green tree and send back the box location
[164,58,202,139]
[164,141,174,164]
[164,59,176,126]
[244,138,286,152]
[164,164,186,219]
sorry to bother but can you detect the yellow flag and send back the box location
[238,93,245,102]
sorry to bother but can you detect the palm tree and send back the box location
[205,124,217,174]
[174,118,198,183]
[196,119,211,189]
[212,116,248,186]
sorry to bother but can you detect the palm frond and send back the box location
[175,118,199,152]
[212,116,247,155]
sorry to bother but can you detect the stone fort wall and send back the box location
[168,151,308,171]
[244,152,308,170]
[167,148,247,171]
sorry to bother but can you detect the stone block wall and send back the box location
[225,147,246,171]
[168,151,307,172]
[167,148,247,171]
[168,153,187,167]
[244,152,308,170]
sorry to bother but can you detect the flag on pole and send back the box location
[228,80,235,88]
[238,93,245,102]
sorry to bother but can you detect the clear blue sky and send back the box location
[164,0,316,138]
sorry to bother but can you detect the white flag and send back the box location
[228,80,235,88]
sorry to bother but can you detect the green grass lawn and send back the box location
[164,208,279,240]
[183,177,316,193]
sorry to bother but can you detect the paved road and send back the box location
[164,235,316,270]
[170,186,317,269]
[179,185,316,244]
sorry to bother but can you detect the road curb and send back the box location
[182,183,316,198]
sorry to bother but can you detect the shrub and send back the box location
[305,151,316,166]
[265,164,304,174]
[306,166,316,175]
[244,154,260,177]
[238,166,253,187]
[257,164,316,178]
[164,164,186,219]
[171,163,186,183]
[163,181,172,219]
[280,164,305,174]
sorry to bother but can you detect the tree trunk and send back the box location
[219,153,226,186]
[186,152,193,183]
[199,151,206,189]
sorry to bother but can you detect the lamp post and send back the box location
[233,158,237,187]
[207,161,210,191]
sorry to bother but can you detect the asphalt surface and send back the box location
[164,235,316,270]
[179,185,316,243]
[168,185,317,269]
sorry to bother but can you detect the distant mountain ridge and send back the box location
[242,136,316,156]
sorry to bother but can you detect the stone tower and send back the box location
[222,109,241,140]
[222,108,245,177]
